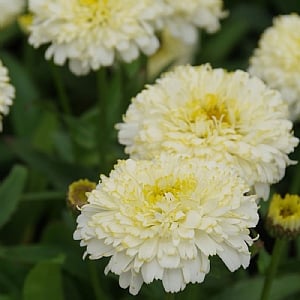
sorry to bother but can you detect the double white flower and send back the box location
[249,14,300,121]
[117,64,298,199]
[74,155,259,294]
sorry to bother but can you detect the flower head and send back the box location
[0,0,25,29]
[74,155,258,294]
[117,64,299,199]
[147,29,196,79]
[67,179,96,210]
[163,0,227,44]
[249,14,300,120]
[0,60,15,131]
[266,194,300,239]
[28,0,168,75]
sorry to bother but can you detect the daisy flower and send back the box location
[74,155,258,294]
[28,0,169,75]
[163,0,227,44]
[249,14,300,120]
[117,64,299,199]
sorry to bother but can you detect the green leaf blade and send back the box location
[0,165,28,228]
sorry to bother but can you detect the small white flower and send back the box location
[117,64,299,199]
[249,14,300,120]
[74,155,258,294]
[0,60,15,131]
[0,0,25,29]
[163,0,227,44]
[28,0,168,75]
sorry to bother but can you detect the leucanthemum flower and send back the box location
[266,194,300,239]
[0,0,25,29]
[163,0,227,44]
[0,60,15,131]
[74,155,259,294]
[28,0,169,75]
[147,29,196,79]
[117,64,299,200]
[249,14,300,120]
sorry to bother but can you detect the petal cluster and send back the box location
[163,0,227,44]
[74,155,258,294]
[28,0,168,75]
[0,60,15,131]
[0,0,25,29]
[249,14,300,120]
[117,64,298,199]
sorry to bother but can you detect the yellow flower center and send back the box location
[122,175,198,234]
[78,0,112,26]
[188,94,230,124]
[79,0,98,5]
[280,206,295,218]
[171,93,238,139]
[143,176,197,204]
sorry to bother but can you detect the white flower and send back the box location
[0,0,25,29]
[117,64,299,199]
[163,0,227,44]
[249,14,300,120]
[147,29,196,79]
[0,60,15,131]
[74,155,258,294]
[28,0,168,75]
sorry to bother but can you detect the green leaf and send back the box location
[31,110,59,154]
[212,274,300,300]
[270,274,300,300]
[7,138,96,189]
[0,51,41,137]
[0,245,63,264]
[0,165,27,228]
[23,258,65,300]
[0,295,13,300]
[41,222,89,281]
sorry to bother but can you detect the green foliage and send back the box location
[23,257,65,300]
[0,165,27,228]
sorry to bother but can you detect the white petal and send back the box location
[141,258,163,283]
[217,243,250,271]
[182,255,207,283]
[195,232,222,256]
[162,269,185,293]
[129,272,144,296]
[86,239,114,259]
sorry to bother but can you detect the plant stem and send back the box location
[289,162,300,194]
[50,63,71,115]
[260,238,285,300]
[97,68,109,174]
[21,191,65,202]
[88,261,106,300]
